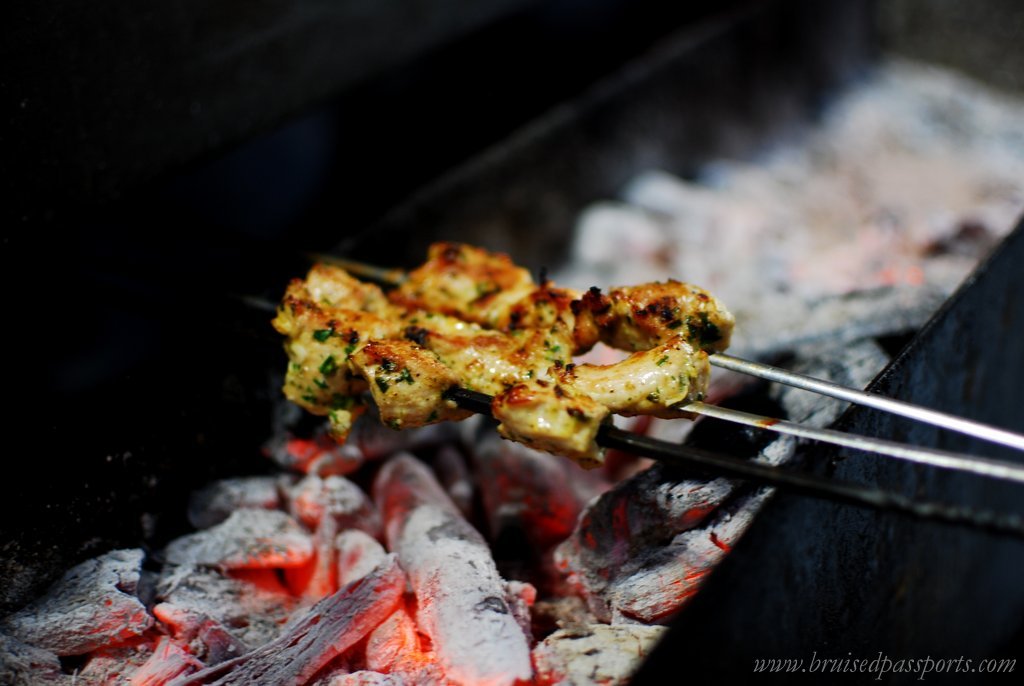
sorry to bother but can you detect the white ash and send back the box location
[336,529,388,589]
[0,548,153,656]
[0,633,70,685]
[606,490,771,625]
[375,454,534,686]
[285,474,382,538]
[75,637,159,685]
[320,672,405,686]
[532,595,597,633]
[154,565,297,650]
[187,476,284,529]
[532,623,668,686]
[505,579,538,643]
[163,508,313,569]
[731,284,950,360]
[172,556,405,686]
[394,502,533,685]
[123,635,203,684]
[558,59,1024,352]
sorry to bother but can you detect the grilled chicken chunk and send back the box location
[556,336,710,418]
[492,381,610,468]
[390,242,537,328]
[272,278,399,441]
[350,339,472,430]
[577,281,734,353]
[274,242,734,465]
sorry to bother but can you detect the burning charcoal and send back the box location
[433,444,475,517]
[154,566,297,650]
[320,672,404,686]
[285,474,382,538]
[336,530,388,588]
[164,509,313,569]
[531,596,596,636]
[128,635,204,685]
[504,580,537,642]
[195,621,249,666]
[1,548,153,655]
[469,432,609,553]
[75,636,157,684]
[532,623,668,686]
[187,476,284,529]
[733,285,949,360]
[286,515,340,601]
[570,202,669,285]
[554,467,735,619]
[264,426,366,476]
[171,555,405,686]
[0,633,70,685]
[374,453,533,686]
[280,474,381,600]
[364,606,446,684]
[603,491,769,624]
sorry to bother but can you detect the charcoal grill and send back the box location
[5,0,1024,680]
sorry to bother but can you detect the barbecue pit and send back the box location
[5,1,1024,683]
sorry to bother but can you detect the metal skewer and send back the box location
[709,352,1024,452]
[448,387,1024,539]
[313,253,1024,454]
[683,401,1024,485]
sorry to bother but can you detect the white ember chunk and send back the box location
[154,566,297,650]
[335,530,388,588]
[286,474,382,537]
[606,492,768,625]
[571,203,666,270]
[187,476,283,529]
[125,635,203,684]
[554,466,735,621]
[164,509,313,569]
[0,633,70,684]
[322,671,405,686]
[175,556,405,686]
[375,454,533,686]
[1,549,152,656]
[77,637,158,684]
[532,623,668,686]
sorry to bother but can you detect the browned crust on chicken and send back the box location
[390,242,537,328]
[492,381,609,469]
[578,281,734,353]
[350,339,472,430]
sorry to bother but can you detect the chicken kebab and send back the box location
[273,242,734,467]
